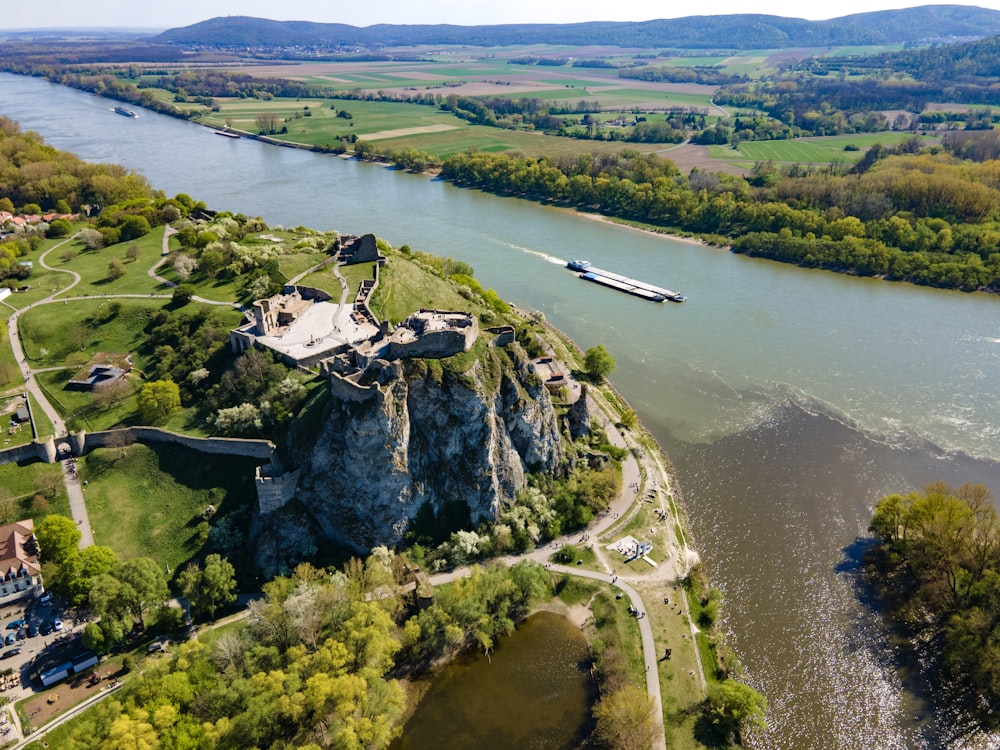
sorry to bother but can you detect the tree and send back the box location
[36,515,81,565]
[703,680,768,743]
[592,683,657,750]
[94,379,134,412]
[116,557,170,629]
[77,227,104,250]
[584,344,616,382]
[125,243,140,262]
[107,258,126,280]
[137,380,181,423]
[172,283,195,305]
[46,218,72,238]
[118,214,151,241]
[179,554,237,620]
[173,254,197,280]
[255,113,280,134]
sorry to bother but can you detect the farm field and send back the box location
[709,131,941,164]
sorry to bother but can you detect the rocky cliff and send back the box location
[263,342,563,559]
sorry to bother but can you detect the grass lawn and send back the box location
[0,459,69,521]
[80,443,260,576]
[636,578,710,750]
[0,312,21,393]
[35,369,139,432]
[48,233,165,296]
[338,260,377,296]
[371,253,487,325]
[19,298,158,368]
[727,132,941,164]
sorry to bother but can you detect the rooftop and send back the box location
[0,520,40,580]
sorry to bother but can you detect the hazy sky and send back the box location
[11,1,1000,30]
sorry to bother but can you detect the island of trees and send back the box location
[869,482,1000,731]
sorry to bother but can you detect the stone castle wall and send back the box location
[82,427,276,462]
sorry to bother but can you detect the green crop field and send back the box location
[709,132,941,164]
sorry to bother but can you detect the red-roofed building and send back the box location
[0,519,43,603]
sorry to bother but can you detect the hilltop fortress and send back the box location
[228,235,560,568]
[230,233,480,380]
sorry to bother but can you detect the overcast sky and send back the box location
[9,1,1000,30]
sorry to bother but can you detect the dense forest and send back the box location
[869,483,1000,730]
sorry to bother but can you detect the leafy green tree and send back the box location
[137,380,181,423]
[107,258,126,280]
[118,214,151,241]
[704,680,768,743]
[172,283,195,305]
[55,544,119,605]
[46,218,72,238]
[584,344,616,382]
[117,557,171,628]
[36,515,81,565]
[179,554,237,620]
[592,683,657,750]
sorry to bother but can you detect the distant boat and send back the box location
[214,130,240,139]
[567,259,686,303]
[113,106,138,118]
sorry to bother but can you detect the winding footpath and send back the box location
[3,226,247,550]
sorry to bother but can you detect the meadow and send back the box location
[79,443,259,577]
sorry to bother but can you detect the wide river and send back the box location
[4,73,1000,749]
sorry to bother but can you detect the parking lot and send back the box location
[0,596,75,695]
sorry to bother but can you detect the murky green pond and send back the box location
[391,611,596,749]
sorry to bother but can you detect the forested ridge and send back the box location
[869,483,1000,730]
[149,8,1000,50]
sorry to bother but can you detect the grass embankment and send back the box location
[78,445,260,571]
[370,251,491,325]
[80,443,259,578]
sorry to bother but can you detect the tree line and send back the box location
[431,144,1000,293]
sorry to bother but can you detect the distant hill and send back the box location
[151,5,1000,50]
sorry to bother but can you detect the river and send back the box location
[3,73,1000,749]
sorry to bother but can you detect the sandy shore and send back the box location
[577,211,731,250]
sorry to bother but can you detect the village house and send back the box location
[0,519,43,603]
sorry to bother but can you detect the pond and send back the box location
[391,611,596,750]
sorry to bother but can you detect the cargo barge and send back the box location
[567,259,685,302]
[215,130,240,139]
[113,106,138,118]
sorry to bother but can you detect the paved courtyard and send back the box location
[255,301,378,360]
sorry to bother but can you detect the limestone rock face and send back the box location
[288,344,563,552]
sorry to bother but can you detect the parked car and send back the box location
[27,624,37,638]
[4,634,15,646]
[52,618,63,632]
[0,648,20,659]
[38,623,51,636]
[5,619,25,630]
[38,594,52,605]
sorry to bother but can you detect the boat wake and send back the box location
[502,243,565,265]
